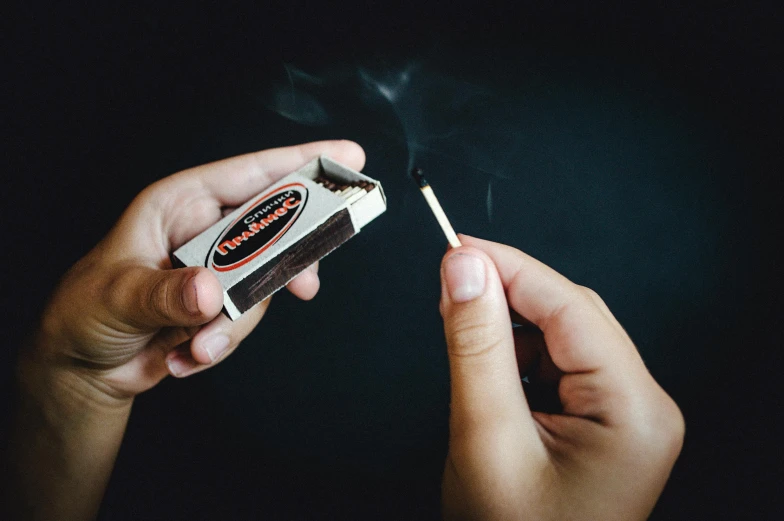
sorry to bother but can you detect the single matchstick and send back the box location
[411,167,462,248]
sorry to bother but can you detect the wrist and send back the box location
[9,332,133,521]
[18,330,135,415]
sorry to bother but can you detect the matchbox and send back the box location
[172,156,386,320]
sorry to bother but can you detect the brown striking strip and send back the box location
[227,209,356,314]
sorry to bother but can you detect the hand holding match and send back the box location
[438,235,685,521]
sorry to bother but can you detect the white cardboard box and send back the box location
[172,156,387,320]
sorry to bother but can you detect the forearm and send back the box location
[5,342,132,521]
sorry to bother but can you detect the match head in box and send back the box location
[172,156,386,320]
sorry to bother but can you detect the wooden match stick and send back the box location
[411,167,462,248]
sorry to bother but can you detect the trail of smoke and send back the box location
[261,63,330,126]
[283,62,296,107]
[358,65,419,171]
[269,60,510,180]
[420,147,513,180]
[486,181,493,222]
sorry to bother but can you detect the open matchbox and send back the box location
[172,156,387,320]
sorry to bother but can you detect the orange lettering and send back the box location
[283,197,300,210]
[217,240,236,255]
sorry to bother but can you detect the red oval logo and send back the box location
[208,183,308,272]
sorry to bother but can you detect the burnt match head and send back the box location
[411,167,429,188]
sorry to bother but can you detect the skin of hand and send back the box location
[439,235,685,521]
[7,140,365,521]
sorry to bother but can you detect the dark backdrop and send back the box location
[3,2,782,520]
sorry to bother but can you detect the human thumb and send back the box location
[107,265,224,329]
[440,248,533,433]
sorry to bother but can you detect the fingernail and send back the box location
[167,353,199,377]
[444,253,486,303]
[202,333,230,362]
[183,276,199,315]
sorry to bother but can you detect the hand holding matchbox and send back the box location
[172,156,386,320]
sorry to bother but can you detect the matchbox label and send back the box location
[208,183,308,272]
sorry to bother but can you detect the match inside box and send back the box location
[172,156,387,320]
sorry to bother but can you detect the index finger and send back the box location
[457,235,643,377]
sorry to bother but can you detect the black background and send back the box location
[2,1,783,519]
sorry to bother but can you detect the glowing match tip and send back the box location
[410,167,429,188]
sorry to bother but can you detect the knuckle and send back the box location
[137,178,169,202]
[623,391,686,459]
[148,274,173,320]
[577,285,606,306]
[578,284,597,299]
[559,376,608,417]
[104,268,132,311]
[657,397,686,454]
[447,319,506,358]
